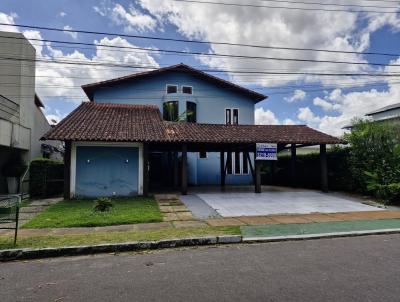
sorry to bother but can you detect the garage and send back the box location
[73,144,142,197]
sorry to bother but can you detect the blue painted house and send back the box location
[44,64,342,198]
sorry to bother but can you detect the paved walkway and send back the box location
[196,189,382,217]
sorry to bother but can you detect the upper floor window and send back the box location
[182,86,193,94]
[163,101,179,121]
[166,85,178,94]
[186,101,197,123]
[225,108,239,125]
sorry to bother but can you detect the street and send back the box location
[1,234,400,302]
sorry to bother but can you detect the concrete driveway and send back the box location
[182,187,383,218]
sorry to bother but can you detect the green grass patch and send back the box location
[0,226,240,250]
[241,218,400,238]
[22,197,163,228]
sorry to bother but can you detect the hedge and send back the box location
[29,158,64,198]
[261,147,356,192]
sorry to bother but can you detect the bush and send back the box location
[263,147,355,192]
[93,197,113,212]
[29,158,64,198]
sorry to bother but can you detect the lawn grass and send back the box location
[22,197,163,229]
[0,226,241,250]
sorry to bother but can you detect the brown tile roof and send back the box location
[42,102,344,145]
[81,63,267,102]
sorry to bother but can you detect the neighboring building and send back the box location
[365,103,400,124]
[0,31,62,194]
[44,64,342,198]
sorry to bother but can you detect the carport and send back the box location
[142,123,344,196]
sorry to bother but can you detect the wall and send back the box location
[92,69,255,185]
[370,108,400,122]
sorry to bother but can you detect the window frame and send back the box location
[186,101,197,123]
[198,151,208,159]
[225,108,239,125]
[163,100,179,121]
[182,85,193,95]
[166,84,178,94]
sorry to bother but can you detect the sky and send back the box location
[1,0,400,136]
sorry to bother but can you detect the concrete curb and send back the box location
[0,235,242,262]
[1,229,400,262]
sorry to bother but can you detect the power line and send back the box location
[2,34,400,68]
[258,0,400,9]
[1,22,400,58]
[2,55,400,76]
[173,0,400,13]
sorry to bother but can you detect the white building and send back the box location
[365,103,400,124]
[0,31,61,194]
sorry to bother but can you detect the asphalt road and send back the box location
[1,234,400,302]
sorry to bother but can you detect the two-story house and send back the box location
[44,64,342,198]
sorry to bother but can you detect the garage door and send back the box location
[75,146,139,197]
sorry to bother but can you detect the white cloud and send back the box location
[59,12,67,17]
[0,12,18,32]
[313,97,340,112]
[63,25,78,39]
[297,107,321,125]
[283,118,296,125]
[0,11,160,104]
[95,3,157,32]
[255,107,279,125]
[285,89,306,103]
[138,0,400,88]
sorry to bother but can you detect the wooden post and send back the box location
[290,143,297,187]
[255,160,262,193]
[173,151,179,190]
[143,143,149,196]
[320,144,328,192]
[220,151,225,188]
[63,141,71,200]
[181,144,188,195]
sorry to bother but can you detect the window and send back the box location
[225,109,231,125]
[225,152,249,175]
[242,151,249,174]
[182,86,193,94]
[186,101,197,123]
[199,151,207,159]
[166,85,178,94]
[225,108,239,125]
[163,101,179,121]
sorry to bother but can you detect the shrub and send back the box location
[29,158,64,197]
[93,197,113,212]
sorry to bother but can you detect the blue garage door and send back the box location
[75,146,139,197]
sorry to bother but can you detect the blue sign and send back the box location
[256,143,277,160]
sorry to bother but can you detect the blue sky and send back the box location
[1,0,400,135]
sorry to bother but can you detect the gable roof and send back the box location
[81,63,267,102]
[43,102,344,145]
[366,103,400,116]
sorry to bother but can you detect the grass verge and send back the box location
[22,197,163,228]
[241,218,400,238]
[0,226,241,250]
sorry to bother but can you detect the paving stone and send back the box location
[302,213,343,222]
[154,194,179,200]
[159,206,173,213]
[269,215,311,224]
[206,218,245,226]
[170,205,189,212]
[237,216,276,225]
[172,220,208,228]
[163,213,179,221]
[176,212,195,221]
